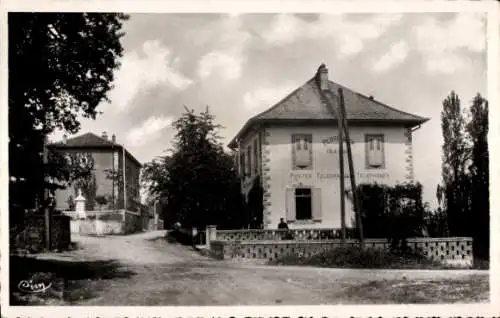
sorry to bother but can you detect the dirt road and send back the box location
[21,231,489,305]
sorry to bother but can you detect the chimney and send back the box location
[112,134,116,143]
[369,95,374,100]
[101,131,108,140]
[316,63,329,91]
[63,134,67,144]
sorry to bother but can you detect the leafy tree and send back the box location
[466,94,489,258]
[438,91,489,258]
[439,91,471,236]
[356,182,426,251]
[142,107,246,230]
[9,13,128,220]
[247,176,263,229]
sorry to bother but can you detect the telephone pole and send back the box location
[338,88,365,249]
[336,103,346,242]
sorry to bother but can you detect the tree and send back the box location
[9,13,128,220]
[439,91,471,236]
[142,107,246,230]
[466,94,489,258]
[438,91,489,259]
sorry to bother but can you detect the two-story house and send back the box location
[49,132,142,213]
[228,64,429,229]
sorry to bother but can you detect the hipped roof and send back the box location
[49,132,141,167]
[228,67,429,148]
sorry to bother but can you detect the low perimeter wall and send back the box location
[215,228,356,241]
[68,210,143,236]
[210,237,474,268]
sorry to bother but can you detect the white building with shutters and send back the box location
[228,64,429,229]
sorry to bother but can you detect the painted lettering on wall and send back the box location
[321,136,354,146]
[289,171,390,182]
[289,172,313,182]
[322,136,355,155]
[317,172,390,180]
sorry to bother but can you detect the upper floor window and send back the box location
[365,134,385,169]
[292,134,313,170]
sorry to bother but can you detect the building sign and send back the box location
[289,171,389,183]
[321,136,354,146]
[321,136,354,154]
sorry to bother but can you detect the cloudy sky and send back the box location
[51,12,486,207]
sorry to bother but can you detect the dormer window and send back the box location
[292,134,312,170]
[365,134,385,169]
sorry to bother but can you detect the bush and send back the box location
[165,229,194,245]
[356,182,426,251]
[272,245,442,269]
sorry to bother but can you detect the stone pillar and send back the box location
[206,225,217,248]
[75,189,86,219]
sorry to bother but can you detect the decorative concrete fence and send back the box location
[215,228,357,242]
[209,228,474,267]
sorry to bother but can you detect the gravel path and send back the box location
[28,231,489,305]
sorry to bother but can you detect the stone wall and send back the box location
[210,237,474,267]
[11,214,71,252]
[67,210,144,235]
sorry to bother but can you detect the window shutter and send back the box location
[285,188,296,221]
[367,136,384,168]
[312,188,322,221]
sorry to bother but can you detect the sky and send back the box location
[50,12,487,208]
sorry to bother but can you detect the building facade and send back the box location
[50,132,142,212]
[229,64,429,229]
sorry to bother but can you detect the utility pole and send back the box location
[338,88,365,249]
[43,134,51,250]
[336,103,346,242]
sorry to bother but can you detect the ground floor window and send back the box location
[286,187,322,222]
[295,188,312,220]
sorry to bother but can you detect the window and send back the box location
[295,188,312,220]
[247,146,252,176]
[292,134,313,169]
[240,152,246,176]
[285,187,322,222]
[253,139,259,174]
[365,134,385,169]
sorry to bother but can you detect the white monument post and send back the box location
[75,189,87,219]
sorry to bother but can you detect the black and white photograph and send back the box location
[1,1,498,316]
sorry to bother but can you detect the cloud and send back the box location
[109,40,193,110]
[426,52,466,74]
[243,83,298,112]
[195,15,252,81]
[198,50,246,80]
[372,40,409,73]
[127,115,174,146]
[414,13,485,74]
[263,13,403,58]
[264,14,305,45]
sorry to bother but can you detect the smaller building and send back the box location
[49,132,142,213]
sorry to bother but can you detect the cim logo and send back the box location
[17,280,52,293]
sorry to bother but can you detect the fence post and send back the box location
[206,225,217,249]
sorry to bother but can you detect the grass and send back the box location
[270,245,450,269]
[342,275,489,303]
